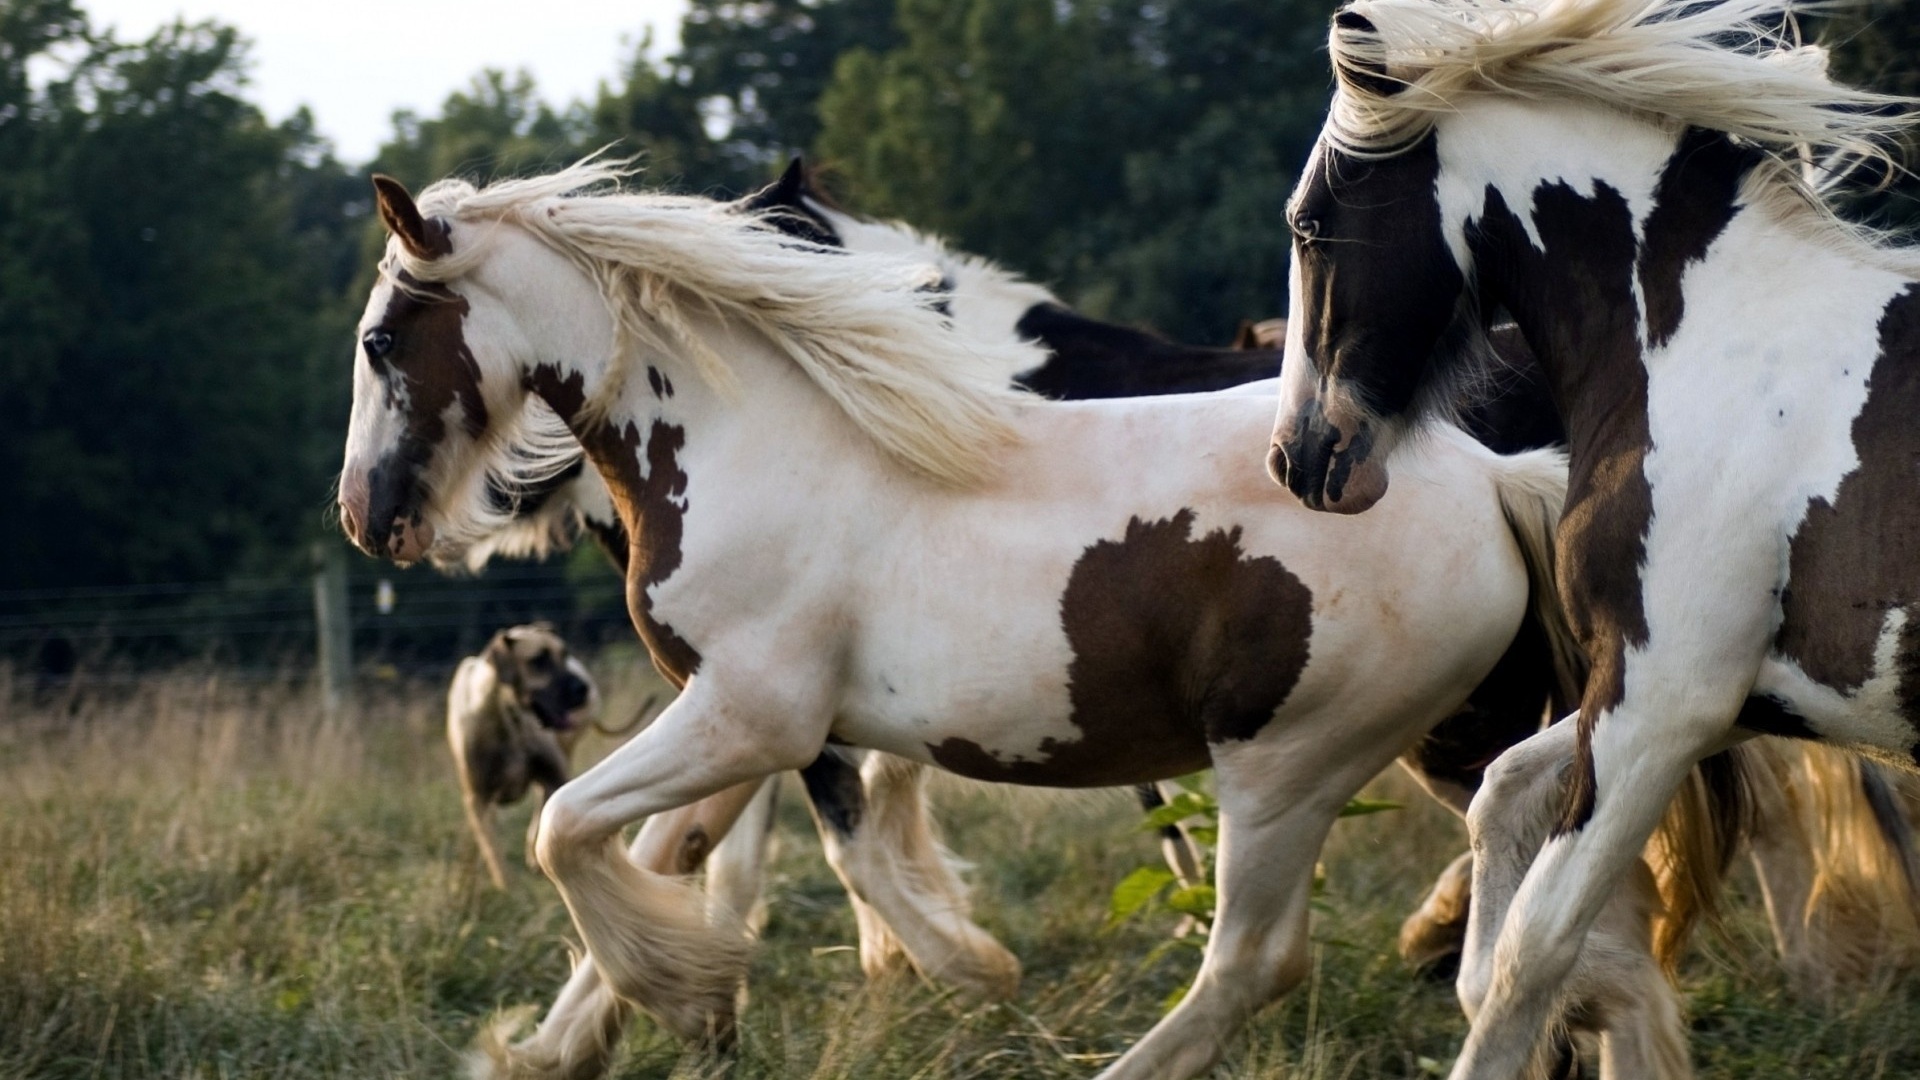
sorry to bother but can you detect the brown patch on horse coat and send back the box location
[576,418,702,687]
[1465,136,1752,831]
[527,363,588,422]
[1469,181,1656,834]
[675,824,712,874]
[928,510,1312,787]
[1636,129,1760,349]
[1776,284,1920,732]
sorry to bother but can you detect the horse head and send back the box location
[338,175,536,565]
[1268,9,1469,515]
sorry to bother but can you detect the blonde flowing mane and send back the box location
[1327,0,1917,193]
[388,160,1041,489]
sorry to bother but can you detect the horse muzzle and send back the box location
[1268,401,1390,515]
[338,460,436,563]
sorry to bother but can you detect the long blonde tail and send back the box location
[1772,741,1920,986]
[1644,745,1761,970]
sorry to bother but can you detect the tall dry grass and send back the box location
[1,658,1916,1078]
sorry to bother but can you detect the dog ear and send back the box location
[483,629,522,690]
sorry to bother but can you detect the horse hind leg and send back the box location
[803,750,1019,999]
[705,775,781,934]
[1095,734,1383,1080]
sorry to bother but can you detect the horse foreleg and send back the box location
[803,749,1020,999]
[476,778,772,1080]
[1454,710,1722,1080]
[533,680,822,1044]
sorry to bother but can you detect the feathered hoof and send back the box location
[463,1005,619,1080]
[1398,907,1466,981]
[1398,852,1472,981]
[948,936,1021,1001]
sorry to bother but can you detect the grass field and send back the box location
[3,655,1918,1079]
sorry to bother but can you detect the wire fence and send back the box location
[0,546,635,691]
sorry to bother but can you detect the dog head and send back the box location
[482,623,598,731]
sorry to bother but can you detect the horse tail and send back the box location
[1487,446,1586,712]
[1646,745,1761,971]
[1794,743,1920,978]
[591,693,660,738]
[1854,758,1920,900]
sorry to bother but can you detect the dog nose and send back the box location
[562,677,590,709]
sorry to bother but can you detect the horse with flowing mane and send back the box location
[1267,1,1920,1075]
[337,159,1586,1080]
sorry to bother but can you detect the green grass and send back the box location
[2,664,1917,1078]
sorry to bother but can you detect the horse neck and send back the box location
[505,282,871,549]
[1439,104,1765,451]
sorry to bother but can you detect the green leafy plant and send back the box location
[1108,772,1401,1005]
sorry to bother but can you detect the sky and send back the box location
[81,1,692,164]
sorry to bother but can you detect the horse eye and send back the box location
[1291,216,1322,243]
[363,329,394,359]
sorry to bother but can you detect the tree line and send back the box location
[2,0,1915,611]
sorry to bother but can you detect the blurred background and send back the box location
[2,0,1916,690]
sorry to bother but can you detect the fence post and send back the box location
[312,541,352,717]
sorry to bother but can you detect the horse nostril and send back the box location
[1266,442,1292,489]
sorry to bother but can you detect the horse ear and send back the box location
[1331,9,1405,98]
[778,156,808,200]
[371,174,451,260]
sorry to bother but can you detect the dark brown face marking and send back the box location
[1774,284,1920,734]
[353,264,488,555]
[928,510,1312,787]
[369,271,489,439]
[1463,132,1748,832]
[576,417,701,687]
[1288,133,1464,420]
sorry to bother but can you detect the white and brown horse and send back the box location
[1269,1,1920,1076]
[338,162,1579,1080]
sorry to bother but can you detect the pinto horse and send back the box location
[1268,1,1920,1075]
[338,161,1581,1080]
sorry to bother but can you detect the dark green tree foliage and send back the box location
[0,16,359,589]
[678,0,901,171]
[366,69,590,191]
[1822,0,1920,230]
[817,0,1340,342]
